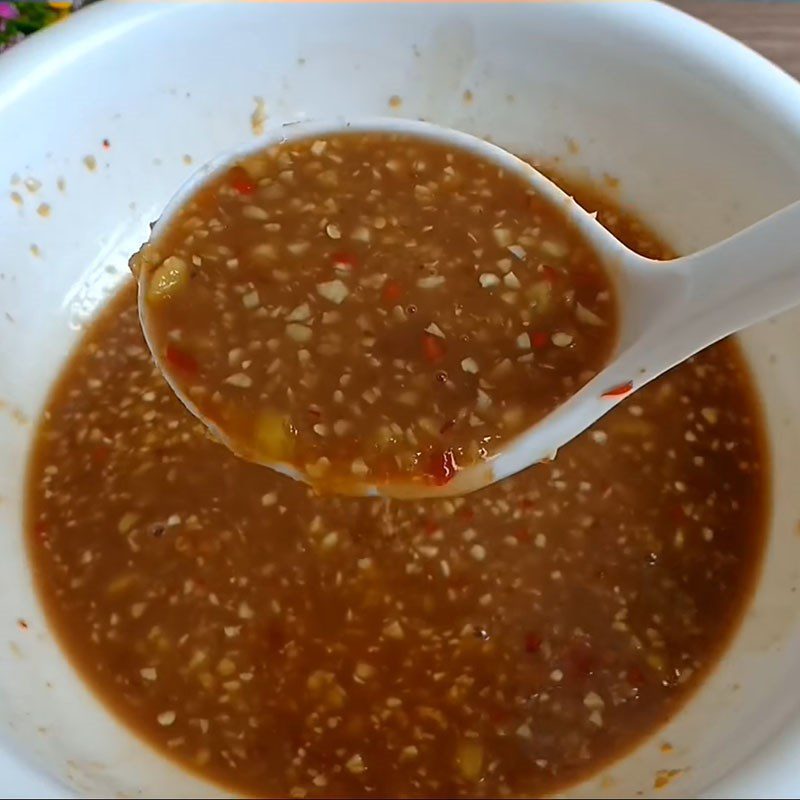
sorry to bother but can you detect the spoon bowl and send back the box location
[137,117,800,497]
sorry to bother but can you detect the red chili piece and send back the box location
[382,279,403,305]
[228,166,256,196]
[426,449,457,485]
[91,445,110,465]
[524,633,542,654]
[165,344,199,376]
[490,708,511,725]
[532,332,549,349]
[568,643,596,678]
[540,265,560,283]
[265,622,287,652]
[422,334,446,364]
[602,380,634,398]
[332,251,357,271]
[626,665,646,688]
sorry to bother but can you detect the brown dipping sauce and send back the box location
[26,168,767,798]
[134,132,618,490]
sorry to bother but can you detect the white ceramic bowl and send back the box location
[2,2,800,797]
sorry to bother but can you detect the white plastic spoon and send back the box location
[137,117,800,497]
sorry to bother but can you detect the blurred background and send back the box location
[1,1,798,79]
[0,1,84,52]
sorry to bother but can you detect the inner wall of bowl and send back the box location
[3,3,800,797]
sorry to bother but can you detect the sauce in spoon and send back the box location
[133,124,618,495]
[134,117,800,497]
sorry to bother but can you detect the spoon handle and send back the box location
[608,201,800,410]
[677,198,800,339]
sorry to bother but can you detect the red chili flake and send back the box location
[34,524,48,544]
[490,708,510,725]
[568,644,596,678]
[514,529,531,544]
[266,623,287,651]
[459,507,475,522]
[602,380,634,399]
[17,619,28,632]
[672,504,686,522]
[532,332,549,349]
[424,519,439,536]
[540,265,560,283]
[524,633,542,654]
[426,448,457,485]
[627,665,646,688]
[91,445,110,465]
[101,138,111,150]
[227,166,256,196]
[422,334,446,364]
[382,279,403,304]
[164,344,199,376]
[332,251,357,271]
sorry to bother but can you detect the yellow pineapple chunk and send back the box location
[456,739,483,781]
[147,256,189,303]
[254,412,295,460]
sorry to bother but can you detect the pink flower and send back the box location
[0,3,19,22]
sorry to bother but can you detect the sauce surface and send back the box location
[135,133,618,489]
[28,173,766,798]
